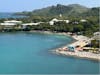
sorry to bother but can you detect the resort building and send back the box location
[22,23,39,26]
[0,23,17,29]
[72,21,79,24]
[64,20,70,23]
[49,18,69,25]
[0,20,22,30]
[21,22,43,29]
[22,22,44,26]
[4,20,22,24]
[49,18,58,25]
[80,19,87,22]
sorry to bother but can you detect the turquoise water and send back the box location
[0,13,26,18]
[0,32,99,74]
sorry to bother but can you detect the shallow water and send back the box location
[0,13,26,18]
[0,32,99,74]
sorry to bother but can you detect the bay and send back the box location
[0,32,99,74]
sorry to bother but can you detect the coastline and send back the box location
[0,30,99,74]
[53,34,100,61]
[1,30,99,61]
[30,30,77,48]
[30,30,73,36]
[30,30,100,61]
[54,50,100,61]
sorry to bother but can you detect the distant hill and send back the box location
[15,4,99,17]
[81,7,99,16]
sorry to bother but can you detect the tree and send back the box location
[73,25,84,32]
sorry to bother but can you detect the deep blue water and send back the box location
[0,13,26,18]
[0,32,99,74]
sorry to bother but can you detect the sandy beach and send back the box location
[53,35,100,61]
[55,50,100,61]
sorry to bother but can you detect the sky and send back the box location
[0,0,100,12]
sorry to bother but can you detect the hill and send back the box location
[15,4,99,17]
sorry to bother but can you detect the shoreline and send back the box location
[30,30,77,47]
[30,30,100,61]
[54,50,100,61]
[53,35,100,61]
[0,30,100,61]
[30,30,73,36]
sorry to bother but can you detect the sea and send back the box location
[0,12,26,19]
[0,32,99,74]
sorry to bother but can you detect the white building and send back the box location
[4,20,22,24]
[21,22,43,29]
[0,23,17,29]
[80,19,87,22]
[72,21,79,24]
[22,22,43,26]
[0,20,22,29]
[49,18,69,25]
[64,20,70,23]
[22,23,39,26]
[0,23,16,26]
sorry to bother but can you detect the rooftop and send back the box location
[4,20,22,23]
[0,23,16,26]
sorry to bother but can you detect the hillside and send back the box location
[15,4,99,17]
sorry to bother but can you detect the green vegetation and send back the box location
[90,39,100,53]
[20,18,99,37]
[15,4,99,18]
[0,4,99,37]
[91,40,99,48]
